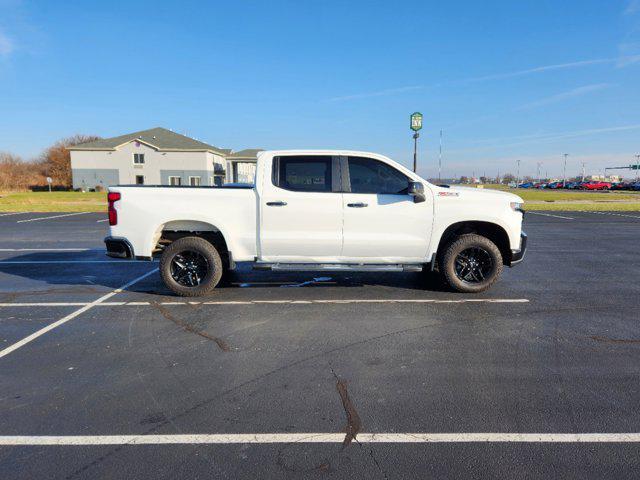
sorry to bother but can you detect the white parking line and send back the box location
[0,248,91,252]
[16,212,91,223]
[0,212,28,217]
[585,211,640,219]
[96,219,109,223]
[0,260,154,264]
[0,432,638,445]
[0,268,158,359]
[527,211,574,220]
[0,298,529,307]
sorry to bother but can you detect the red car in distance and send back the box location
[580,181,612,190]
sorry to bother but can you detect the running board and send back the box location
[253,263,424,273]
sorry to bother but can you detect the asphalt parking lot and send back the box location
[1,210,639,479]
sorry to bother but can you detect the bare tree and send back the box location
[502,173,516,184]
[0,152,46,190]
[40,134,101,187]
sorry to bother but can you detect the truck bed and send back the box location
[107,185,258,260]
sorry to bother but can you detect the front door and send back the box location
[259,155,343,261]
[341,156,432,262]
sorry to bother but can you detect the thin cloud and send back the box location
[625,0,640,15]
[533,124,640,140]
[326,55,638,102]
[449,124,640,154]
[464,58,622,83]
[616,43,640,66]
[519,83,612,109]
[327,85,425,102]
[0,31,14,57]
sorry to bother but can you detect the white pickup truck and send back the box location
[105,150,526,296]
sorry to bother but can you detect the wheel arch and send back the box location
[434,221,512,266]
[151,219,233,268]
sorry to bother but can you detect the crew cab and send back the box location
[105,150,527,296]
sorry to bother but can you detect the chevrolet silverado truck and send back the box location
[105,150,527,296]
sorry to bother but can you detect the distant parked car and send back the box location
[533,182,547,189]
[546,182,565,189]
[518,182,534,188]
[564,181,579,189]
[630,182,640,191]
[580,181,612,191]
[610,182,628,191]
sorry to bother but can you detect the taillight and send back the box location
[107,192,121,226]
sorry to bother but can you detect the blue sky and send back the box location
[1,0,639,179]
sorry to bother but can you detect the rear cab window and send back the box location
[272,155,336,192]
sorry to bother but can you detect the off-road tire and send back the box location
[160,236,223,297]
[439,234,503,293]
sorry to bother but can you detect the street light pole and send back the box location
[516,159,520,185]
[581,162,586,182]
[413,132,419,173]
[636,154,640,182]
[563,153,568,187]
[537,162,543,183]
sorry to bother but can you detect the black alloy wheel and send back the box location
[170,250,209,287]
[454,246,494,284]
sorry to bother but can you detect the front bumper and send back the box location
[510,232,527,266]
[104,236,134,259]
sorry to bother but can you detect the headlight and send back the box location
[510,202,524,212]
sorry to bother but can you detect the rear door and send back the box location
[341,156,432,262]
[259,155,343,261]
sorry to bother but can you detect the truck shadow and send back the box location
[0,253,153,298]
[0,252,447,296]
[218,264,446,292]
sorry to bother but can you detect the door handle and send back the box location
[347,202,368,208]
[266,201,287,206]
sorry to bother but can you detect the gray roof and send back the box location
[68,127,230,155]
[227,148,263,159]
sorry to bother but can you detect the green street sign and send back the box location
[410,112,423,132]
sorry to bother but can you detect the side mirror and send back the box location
[408,181,426,203]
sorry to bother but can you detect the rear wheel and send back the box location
[439,234,503,293]
[160,236,223,296]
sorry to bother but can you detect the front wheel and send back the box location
[439,234,503,293]
[160,236,223,296]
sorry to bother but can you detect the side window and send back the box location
[347,156,409,194]
[273,156,333,192]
